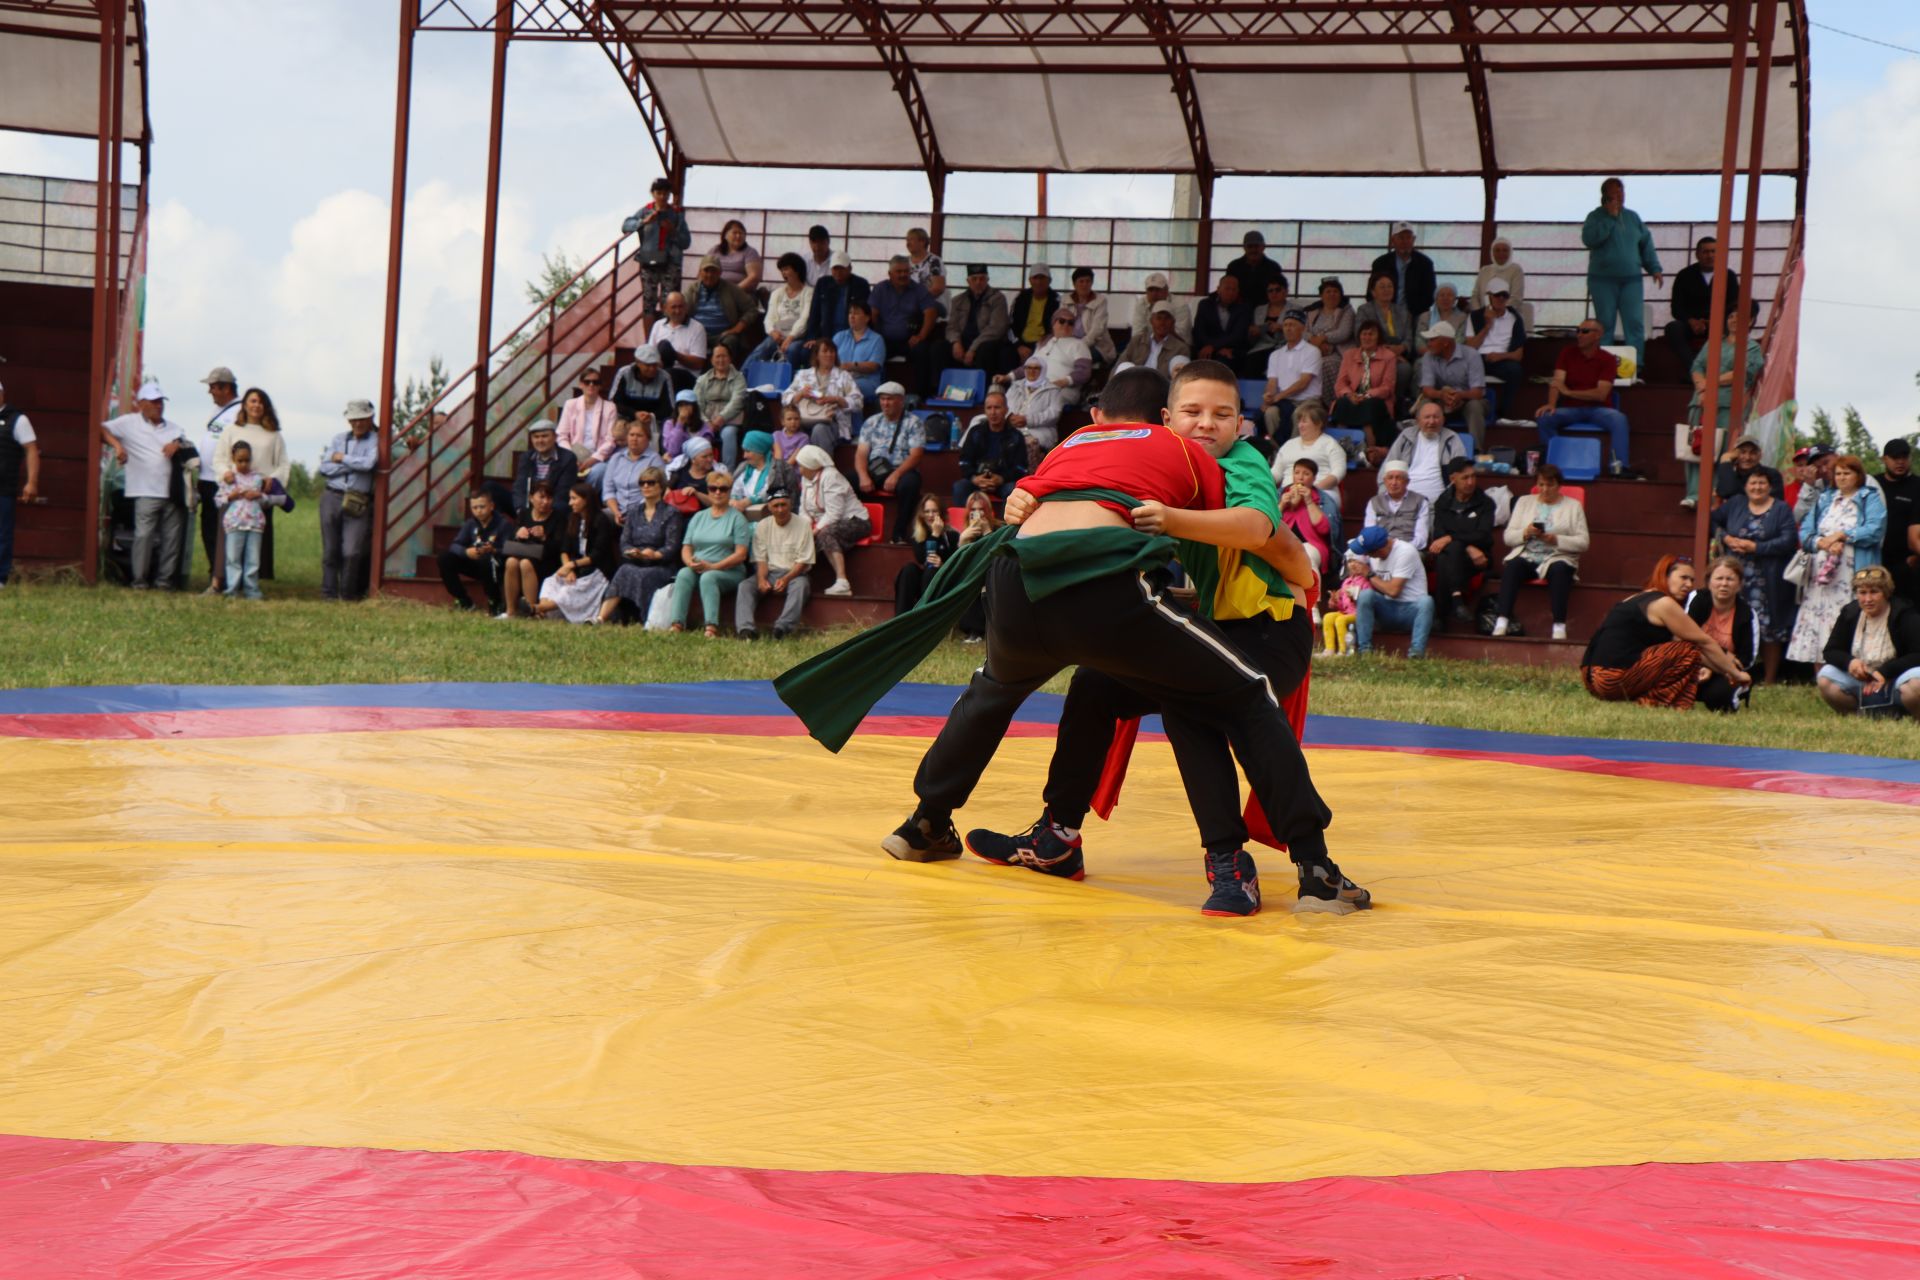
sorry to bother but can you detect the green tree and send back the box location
[392,354,449,438]
[1840,406,1882,474]
[285,460,317,502]
[1805,407,1837,448]
[503,252,600,359]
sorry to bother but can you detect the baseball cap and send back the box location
[635,344,661,364]
[1380,459,1411,476]
[1486,278,1511,296]
[1144,271,1171,290]
[674,389,698,405]
[1390,221,1414,235]
[1149,301,1175,317]
[830,250,852,269]
[1732,436,1761,453]
[1802,443,1836,462]
[528,418,558,437]
[697,254,721,271]
[1420,320,1457,342]
[966,263,989,277]
[200,366,237,386]
[876,381,906,397]
[1347,526,1389,556]
[136,380,166,401]
[1883,437,1912,459]
[343,398,375,420]
[1028,264,1052,279]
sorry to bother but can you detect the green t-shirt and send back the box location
[686,506,751,563]
[1176,440,1293,621]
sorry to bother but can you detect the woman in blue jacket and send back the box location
[1712,466,1800,683]
[1787,455,1886,664]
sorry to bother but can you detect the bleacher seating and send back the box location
[1545,436,1603,481]
[743,359,793,400]
[925,368,986,413]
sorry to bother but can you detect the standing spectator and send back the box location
[1428,456,1497,623]
[438,490,512,613]
[1385,400,1468,503]
[318,398,378,602]
[1814,566,1920,715]
[1118,301,1189,374]
[1363,459,1430,550]
[1225,229,1287,299]
[1878,437,1920,604]
[794,443,867,596]
[1005,352,1065,453]
[101,382,186,590]
[1327,318,1399,452]
[1129,271,1192,344]
[1536,318,1632,477]
[1004,266,1061,369]
[647,292,710,391]
[1462,277,1526,418]
[600,416,666,524]
[1788,455,1888,664]
[795,252,870,369]
[1416,283,1470,355]
[1348,524,1434,658]
[213,440,285,600]
[1471,237,1528,316]
[1034,307,1094,403]
[736,486,814,639]
[194,366,243,593]
[1580,177,1664,367]
[1372,222,1437,325]
[946,264,1009,373]
[903,226,944,295]
[1277,457,1333,572]
[1712,467,1798,684]
[216,387,291,580]
[0,373,41,590]
[1686,557,1761,711]
[1303,277,1356,398]
[1260,310,1321,443]
[855,382,926,540]
[1412,322,1489,448]
[512,420,579,517]
[710,219,763,292]
[894,495,958,615]
[1244,277,1292,378]
[1581,557,1748,709]
[801,223,833,286]
[598,466,682,624]
[1191,273,1252,368]
[502,480,565,618]
[1065,267,1116,365]
[534,481,620,623]
[953,389,1029,506]
[687,255,763,366]
[746,253,814,367]
[670,469,752,636]
[1490,462,1590,641]
[784,339,864,450]
[556,367,621,488]
[610,346,673,424]
[626,177,690,324]
[1682,299,1765,507]
[1711,436,1784,502]
[869,254,941,393]
[833,298,888,406]
[1662,237,1739,369]
[693,342,749,468]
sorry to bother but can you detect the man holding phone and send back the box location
[952,389,1029,505]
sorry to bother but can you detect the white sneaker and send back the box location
[824,579,852,597]
[1679,496,1697,510]
[1552,623,1569,641]
[1492,617,1510,637]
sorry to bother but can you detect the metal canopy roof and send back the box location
[419,1,1808,191]
[0,1,150,144]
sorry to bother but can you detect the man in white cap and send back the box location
[1129,270,1192,344]
[0,371,40,589]
[1119,301,1190,375]
[1371,221,1436,323]
[195,365,243,592]
[855,381,925,541]
[319,399,380,601]
[101,381,188,589]
[610,345,674,424]
[1412,320,1489,448]
[1461,278,1527,418]
[797,250,870,369]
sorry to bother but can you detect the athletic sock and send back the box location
[1051,821,1080,842]
[914,804,951,828]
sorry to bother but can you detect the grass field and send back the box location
[5,503,1915,760]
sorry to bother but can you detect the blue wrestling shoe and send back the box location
[1294,862,1372,915]
[882,810,963,862]
[965,813,1086,880]
[1200,849,1262,917]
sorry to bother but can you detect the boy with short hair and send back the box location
[438,491,514,614]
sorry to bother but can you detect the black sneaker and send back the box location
[966,813,1086,880]
[1200,849,1262,917]
[882,811,963,862]
[737,628,758,641]
[1294,862,1373,915]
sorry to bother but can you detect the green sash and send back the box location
[774,489,1172,751]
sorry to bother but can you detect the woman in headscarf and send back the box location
[731,429,777,516]
[1033,306,1094,404]
[794,443,868,597]
[1005,349,1065,460]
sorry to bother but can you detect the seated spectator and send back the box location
[661,390,711,462]
[1789,454,1888,665]
[1490,462,1590,641]
[735,486,814,640]
[1065,267,1116,366]
[1328,318,1399,452]
[1363,458,1430,551]
[856,383,927,541]
[1260,309,1321,443]
[1416,283,1469,355]
[833,299,887,405]
[1277,457,1333,572]
[731,430,777,515]
[598,466,682,624]
[801,223,833,286]
[870,254,942,392]
[953,388,1029,505]
[894,495,958,615]
[1322,554,1371,655]
[1273,402,1347,546]
[1663,236,1739,370]
[502,480,565,618]
[1303,277,1356,399]
[687,254,763,364]
[667,435,719,508]
[1191,273,1253,368]
[784,339,864,451]
[1471,237,1528,318]
[1537,318,1633,478]
[1384,401,1467,503]
[1683,300,1767,509]
[1352,272,1414,391]
[904,226,944,296]
[1244,277,1292,378]
[1712,467,1798,683]
[1462,277,1526,416]
[610,345,674,423]
[647,291,710,391]
[1005,266,1061,368]
[514,419,579,517]
[628,177,690,325]
[1428,456,1496,623]
[532,482,619,623]
[1686,556,1761,711]
[794,443,868,596]
[693,342,748,468]
[1581,556,1747,709]
[669,469,752,637]
[1814,565,1920,715]
[1130,271,1192,344]
[1372,222,1437,326]
[1005,352,1065,454]
[746,252,814,366]
[947,264,1009,373]
[1712,436,1784,502]
[770,403,812,474]
[601,416,667,524]
[438,490,513,614]
[1348,525,1434,658]
[1119,301,1189,374]
[954,490,1001,641]
[1034,307,1094,403]
[1413,322,1489,448]
[711,219,763,293]
[556,367,621,488]
[794,252,870,368]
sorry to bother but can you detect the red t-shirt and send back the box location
[1017,422,1225,516]
[1556,345,1620,393]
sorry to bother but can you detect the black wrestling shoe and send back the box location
[882,810,963,862]
[1200,849,1262,917]
[966,813,1086,880]
[1294,862,1373,915]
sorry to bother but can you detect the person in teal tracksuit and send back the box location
[1580,177,1665,369]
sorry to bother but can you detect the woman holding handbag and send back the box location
[533,482,620,623]
[502,481,566,618]
[783,341,863,452]
[1712,467,1798,684]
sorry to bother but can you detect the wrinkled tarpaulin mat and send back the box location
[0,681,1917,1278]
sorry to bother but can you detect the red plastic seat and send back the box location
[855,501,886,546]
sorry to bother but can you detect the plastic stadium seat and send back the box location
[1545,435,1601,481]
[1238,380,1267,417]
[925,369,986,412]
[1324,427,1366,454]
[947,507,968,531]
[743,360,793,399]
[856,501,886,546]
[1557,484,1586,506]
[1456,431,1477,457]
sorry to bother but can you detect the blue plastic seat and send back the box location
[925,368,987,412]
[1455,430,1477,457]
[1238,380,1267,417]
[1545,435,1602,481]
[742,359,793,399]
[1324,427,1366,452]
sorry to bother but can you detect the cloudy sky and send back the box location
[2,0,1916,462]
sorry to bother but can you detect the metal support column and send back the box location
[1727,0,1778,449]
[1480,174,1500,262]
[1194,174,1214,296]
[83,0,123,585]
[928,166,947,255]
[469,3,512,490]
[1036,172,1048,219]
[370,0,417,593]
